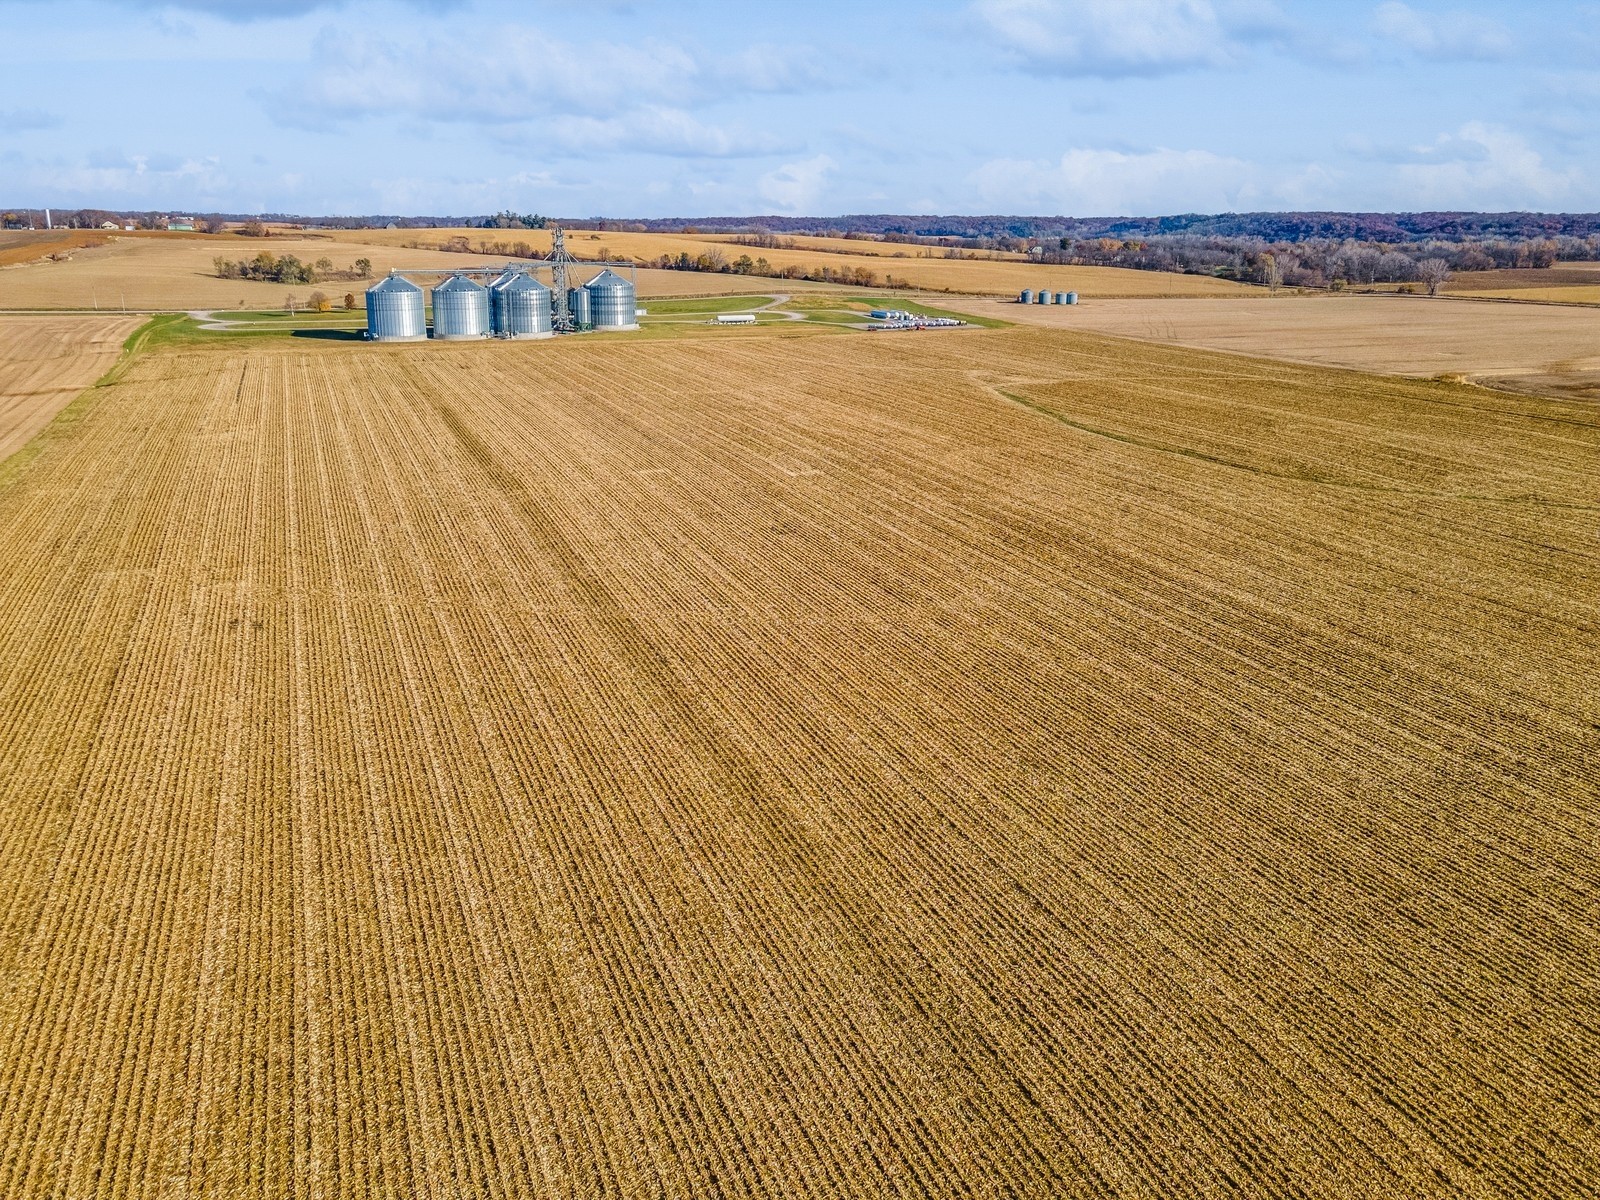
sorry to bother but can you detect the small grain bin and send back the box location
[432,274,490,339]
[1054,291,1071,305]
[569,286,592,328]
[1037,289,1053,304]
[1064,291,1079,305]
[1019,289,1034,304]
[365,273,426,341]
[488,269,517,335]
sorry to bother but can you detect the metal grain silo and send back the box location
[432,273,490,340]
[499,272,553,338]
[488,269,516,335]
[1054,291,1071,305]
[1038,289,1053,304]
[1018,289,1034,304]
[1064,291,1079,305]
[584,269,637,330]
[365,273,426,341]
[569,285,592,329]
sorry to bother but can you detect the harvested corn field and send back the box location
[0,315,142,460]
[0,327,1595,1199]
[318,226,1256,298]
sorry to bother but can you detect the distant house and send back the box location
[100,221,118,230]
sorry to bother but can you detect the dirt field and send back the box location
[0,323,1593,1198]
[0,229,117,268]
[1445,261,1600,303]
[319,227,1256,298]
[0,315,141,460]
[1453,285,1600,304]
[0,234,831,311]
[968,292,1600,400]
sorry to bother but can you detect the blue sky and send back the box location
[1,0,1596,217]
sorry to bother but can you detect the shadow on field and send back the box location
[291,328,365,341]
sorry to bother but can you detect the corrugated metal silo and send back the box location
[488,269,517,335]
[1019,289,1034,304]
[432,273,490,340]
[1055,291,1071,305]
[365,273,426,341]
[1037,289,1053,304]
[570,286,592,328]
[584,269,638,330]
[1065,291,1079,305]
[500,273,553,338]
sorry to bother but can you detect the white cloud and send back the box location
[969,145,1252,215]
[716,42,836,93]
[279,27,701,124]
[265,23,823,160]
[522,107,787,159]
[20,154,230,202]
[1389,122,1581,207]
[1371,2,1514,61]
[758,154,836,212]
[970,0,1290,77]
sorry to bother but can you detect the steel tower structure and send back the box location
[547,225,578,332]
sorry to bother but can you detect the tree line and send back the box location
[1035,233,1600,289]
[213,252,371,284]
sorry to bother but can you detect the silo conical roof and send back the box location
[368,273,422,294]
[434,273,486,294]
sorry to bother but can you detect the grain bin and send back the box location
[498,272,553,338]
[569,286,592,329]
[1037,289,1052,304]
[365,273,426,341]
[1018,289,1034,304]
[1064,291,1079,305]
[488,269,517,335]
[584,269,638,330]
[1054,291,1071,305]
[432,273,490,340]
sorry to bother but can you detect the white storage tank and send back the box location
[365,273,426,341]
[584,269,638,330]
[432,274,490,340]
[498,273,553,338]
[488,269,517,335]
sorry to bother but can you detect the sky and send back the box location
[1,0,1597,218]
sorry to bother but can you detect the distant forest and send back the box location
[593,211,1600,242]
[8,206,1599,290]
[8,207,1598,243]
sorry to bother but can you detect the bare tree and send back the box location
[1377,251,1416,282]
[1261,252,1283,293]
[1416,258,1452,297]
